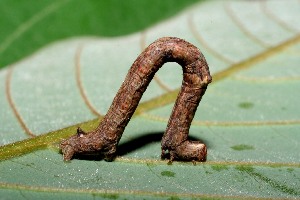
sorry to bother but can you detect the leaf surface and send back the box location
[1,0,300,199]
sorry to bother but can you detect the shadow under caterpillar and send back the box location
[60,37,212,163]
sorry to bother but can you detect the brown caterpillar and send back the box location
[60,37,212,163]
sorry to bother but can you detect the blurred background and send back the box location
[0,0,201,69]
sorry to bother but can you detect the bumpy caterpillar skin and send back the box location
[60,37,212,162]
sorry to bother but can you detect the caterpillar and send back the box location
[60,37,212,163]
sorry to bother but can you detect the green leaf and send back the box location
[0,0,201,69]
[1,0,300,199]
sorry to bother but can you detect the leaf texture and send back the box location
[1,0,300,199]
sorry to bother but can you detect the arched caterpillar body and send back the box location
[60,37,212,162]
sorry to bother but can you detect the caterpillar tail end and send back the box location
[162,140,207,163]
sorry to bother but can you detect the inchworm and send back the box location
[60,37,212,162]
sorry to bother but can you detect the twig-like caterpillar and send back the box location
[60,37,212,163]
